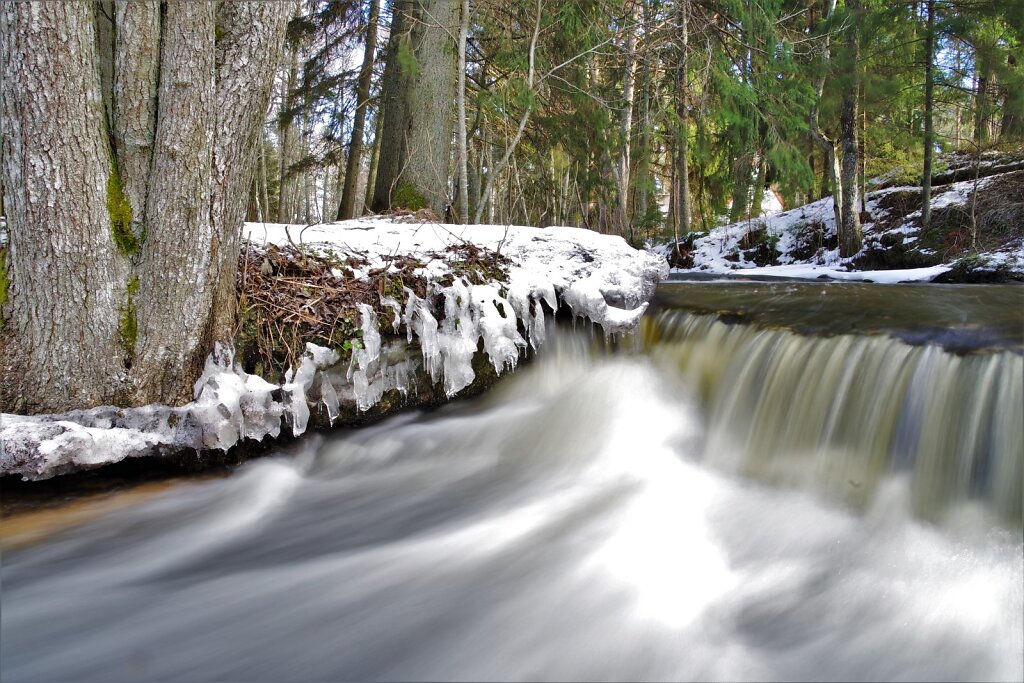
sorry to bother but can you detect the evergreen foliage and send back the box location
[250,0,1023,239]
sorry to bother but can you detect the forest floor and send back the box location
[659,149,1024,283]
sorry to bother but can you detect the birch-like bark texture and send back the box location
[112,0,160,242]
[0,2,127,413]
[614,0,639,238]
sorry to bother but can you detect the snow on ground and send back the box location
[659,172,1023,282]
[245,218,665,329]
[1,219,667,480]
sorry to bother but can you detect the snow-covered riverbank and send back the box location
[657,159,1024,283]
[1,219,666,481]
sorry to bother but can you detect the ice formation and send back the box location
[2,219,667,480]
[0,342,343,480]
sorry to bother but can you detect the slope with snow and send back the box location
[658,168,1024,282]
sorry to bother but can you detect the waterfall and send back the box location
[646,310,1024,525]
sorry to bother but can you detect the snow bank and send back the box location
[0,343,337,481]
[661,171,1023,281]
[2,219,667,480]
[246,218,666,398]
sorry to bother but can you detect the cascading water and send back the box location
[2,284,1022,682]
[646,310,1023,526]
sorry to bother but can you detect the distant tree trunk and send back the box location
[750,152,766,217]
[809,0,843,235]
[338,0,379,220]
[371,0,412,212]
[674,0,691,236]
[259,138,271,221]
[614,0,639,239]
[730,150,753,223]
[973,41,993,146]
[921,0,935,230]
[363,109,383,213]
[372,0,459,215]
[838,0,862,257]
[635,27,652,230]
[454,0,470,224]
[472,0,541,225]
[277,44,299,222]
[0,0,289,413]
[999,54,1023,141]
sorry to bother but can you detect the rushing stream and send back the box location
[2,283,1022,682]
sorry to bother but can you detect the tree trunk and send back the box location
[472,0,542,224]
[206,1,291,360]
[277,45,299,222]
[999,54,1023,142]
[455,0,470,224]
[371,0,412,212]
[113,0,160,244]
[809,0,843,233]
[130,2,217,404]
[0,2,127,413]
[614,0,639,239]
[364,109,383,214]
[372,0,459,215]
[921,0,935,230]
[338,0,380,220]
[397,0,459,215]
[1,0,289,413]
[94,1,116,129]
[674,0,691,236]
[973,41,993,146]
[838,0,862,257]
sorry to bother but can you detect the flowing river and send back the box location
[2,283,1022,682]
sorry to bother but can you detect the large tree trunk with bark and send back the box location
[0,0,289,413]
[0,2,127,413]
[372,0,459,215]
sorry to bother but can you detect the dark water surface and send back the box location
[654,281,1024,353]
[2,284,1021,682]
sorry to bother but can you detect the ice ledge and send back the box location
[2,220,667,481]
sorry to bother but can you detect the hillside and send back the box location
[660,150,1024,283]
